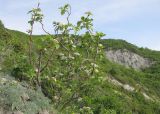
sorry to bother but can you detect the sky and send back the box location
[0,0,160,50]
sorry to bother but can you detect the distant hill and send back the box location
[0,20,160,114]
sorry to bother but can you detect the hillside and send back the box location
[0,74,57,114]
[0,21,160,114]
[102,39,160,100]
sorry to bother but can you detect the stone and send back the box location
[105,49,152,70]
[38,110,49,114]
[21,93,30,101]
[13,111,24,114]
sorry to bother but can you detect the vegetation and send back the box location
[101,39,160,61]
[0,3,160,114]
[0,74,55,114]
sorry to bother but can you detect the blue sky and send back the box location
[0,0,160,50]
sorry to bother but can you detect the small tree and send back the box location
[4,2,105,112]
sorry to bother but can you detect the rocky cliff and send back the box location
[105,49,152,70]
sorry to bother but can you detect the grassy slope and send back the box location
[99,39,160,113]
[101,39,160,98]
[0,23,160,113]
[0,24,59,114]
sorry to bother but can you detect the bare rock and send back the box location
[13,111,24,114]
[105,49,152,70]
[0,110,23,114]
[21,93,30,101]
[38,110,49,114]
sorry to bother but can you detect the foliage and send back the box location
[0,20,4,28]
[0,3,160,114]
[1,3,106,113]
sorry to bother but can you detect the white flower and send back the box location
[83,106,91,110]
[59,73,64,76]
[61,56,67,60]
[74,52,80,56]
[98,44,103,48]
[54,96,59,100]
[91,63,98,68]
[35,68,38,73]
[84,70,90,75]
[70,40,73,44]
[72,45,76,48]
[59,22,66,25]
[94,69,99,73]
[53,39,59,44]
[78,97,83,102]
[45,76,49,80]
[68,55,75,60]
[44,48,47,51]
[59,53,64,56]
[51,77,57,82]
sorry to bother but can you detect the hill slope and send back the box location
[102,39,160,96]
[0,21,160,113]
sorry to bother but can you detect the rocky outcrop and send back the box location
[105,49,152,70]
[106,76,153,100]
[107,76,135,92]
[0,74,53,114]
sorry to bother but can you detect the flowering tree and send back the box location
[5,3,105,113]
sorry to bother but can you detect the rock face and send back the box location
[0,74,52,114]
[105,49,152,70]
